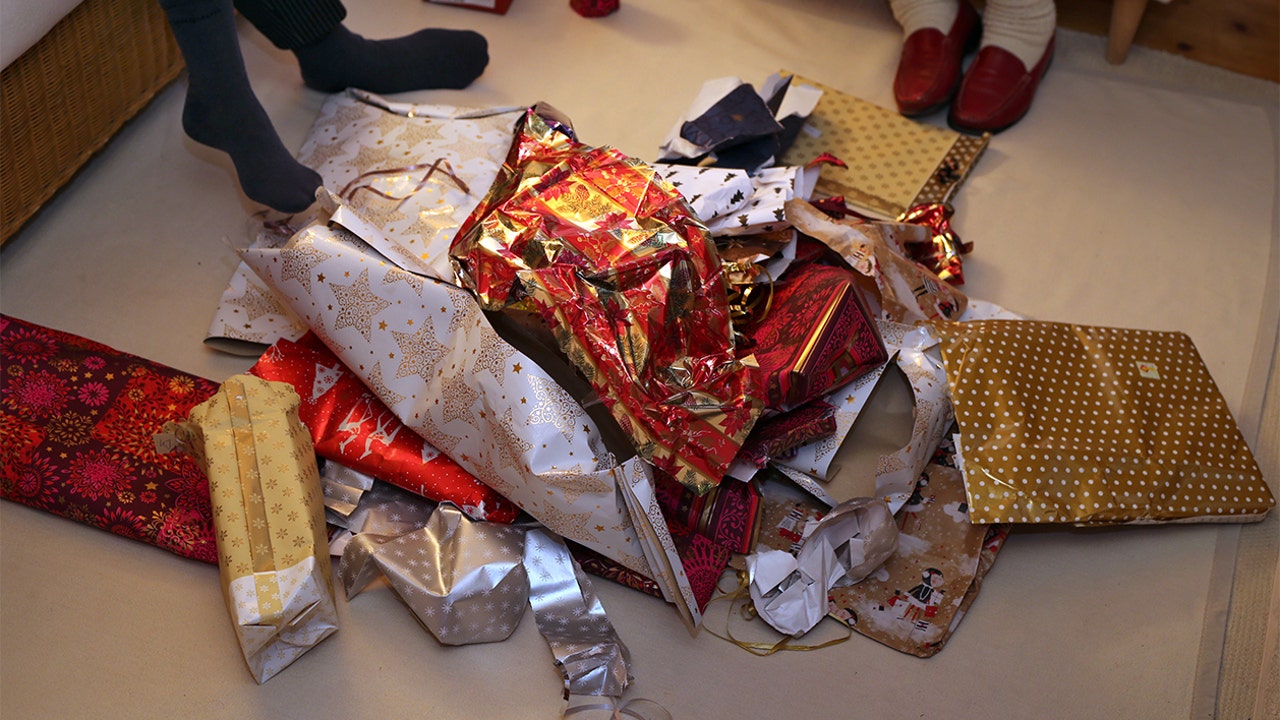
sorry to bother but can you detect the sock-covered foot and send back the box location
[294,25,489,93]
[159,0,320,213]
[182,93,322,214]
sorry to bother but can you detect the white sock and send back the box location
[980,0,1056,69]
[889,0,960,37]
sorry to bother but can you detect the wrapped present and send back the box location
[249,332,519,522]
[238,220,702,626]
[450,104,764,494]
[934,319,1276,525]
[167,375,338,683]
[1,314,219,562]
[743,239,888,411]
[428,0,513,13]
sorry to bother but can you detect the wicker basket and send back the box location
[1,0,184,244]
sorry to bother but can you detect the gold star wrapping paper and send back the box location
[207,91,524,351]
[164,375,338,683]
[239,222,702,627]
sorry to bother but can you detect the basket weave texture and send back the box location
[1,0,184,244]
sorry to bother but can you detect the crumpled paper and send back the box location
[238,220,702,626]
[450,104,763,494]
[341,503,631,697]
[746,497,898,637]
[659,74,822,173]
[786,198,967,323]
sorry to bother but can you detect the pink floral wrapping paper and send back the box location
[238,222,702,626]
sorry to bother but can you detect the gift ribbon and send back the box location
[338,158,472,209]
[702,569,852,656]
[563,697,673,720]
[225,379,285,625]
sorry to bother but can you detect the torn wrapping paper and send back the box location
[450,104,763,495]
[654,472,762,555]
[238,221,702,626]
[777,72,988,219]
[249,332,519,522]
[659,74,822,173]
[746,497,898,637]
[326,476,439,557]
[340,504,631,697]
[165,375,338,683]
[207,91,523,351]
[934,319,1276,525]
[786,198,967,323]
[1,314,220,563]
[340,504,530,645]
[653,163,817,238]
[738,399,837,470]
[826,462,1009,657]
[758,453,1009,656]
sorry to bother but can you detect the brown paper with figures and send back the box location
[934,320,1275,525]
[165,374,338,683]
[757,460,1008,656]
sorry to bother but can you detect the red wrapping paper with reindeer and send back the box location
[449,105,764,495]
[248,332,519,523]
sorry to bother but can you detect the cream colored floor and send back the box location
[1,1,1277,718]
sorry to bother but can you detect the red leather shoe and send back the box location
[893,1,981,117]
[948,36,1055,134]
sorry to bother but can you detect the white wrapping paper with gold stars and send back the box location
[238,221,702,626]
[207,91,523,350]
[935,319,1275,525]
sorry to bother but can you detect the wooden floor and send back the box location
[1055,0,1279,82]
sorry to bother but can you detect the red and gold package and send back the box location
[249,332,519,523]
[744,240,888,412]
[451,105,763,495]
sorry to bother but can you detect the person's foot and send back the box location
[295,25,489,93]
[893,1,981,117]
[948,36,1054,134]
[182,91,321,213]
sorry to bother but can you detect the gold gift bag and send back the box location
[935,320,1275,525]
[170,375,338,683]
[778,72,988,219]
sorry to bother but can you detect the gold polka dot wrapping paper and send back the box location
[934,320,1275,526]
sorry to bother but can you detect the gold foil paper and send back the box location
[935,320,1276,525]
[169,375,338,683]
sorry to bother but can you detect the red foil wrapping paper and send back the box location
[654,471,762,555]
[451,106,763,494]
[897,203,970,286]
[249,332,519,523]
[0,314,219,562]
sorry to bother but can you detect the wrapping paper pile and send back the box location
[4,73,1275,704]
